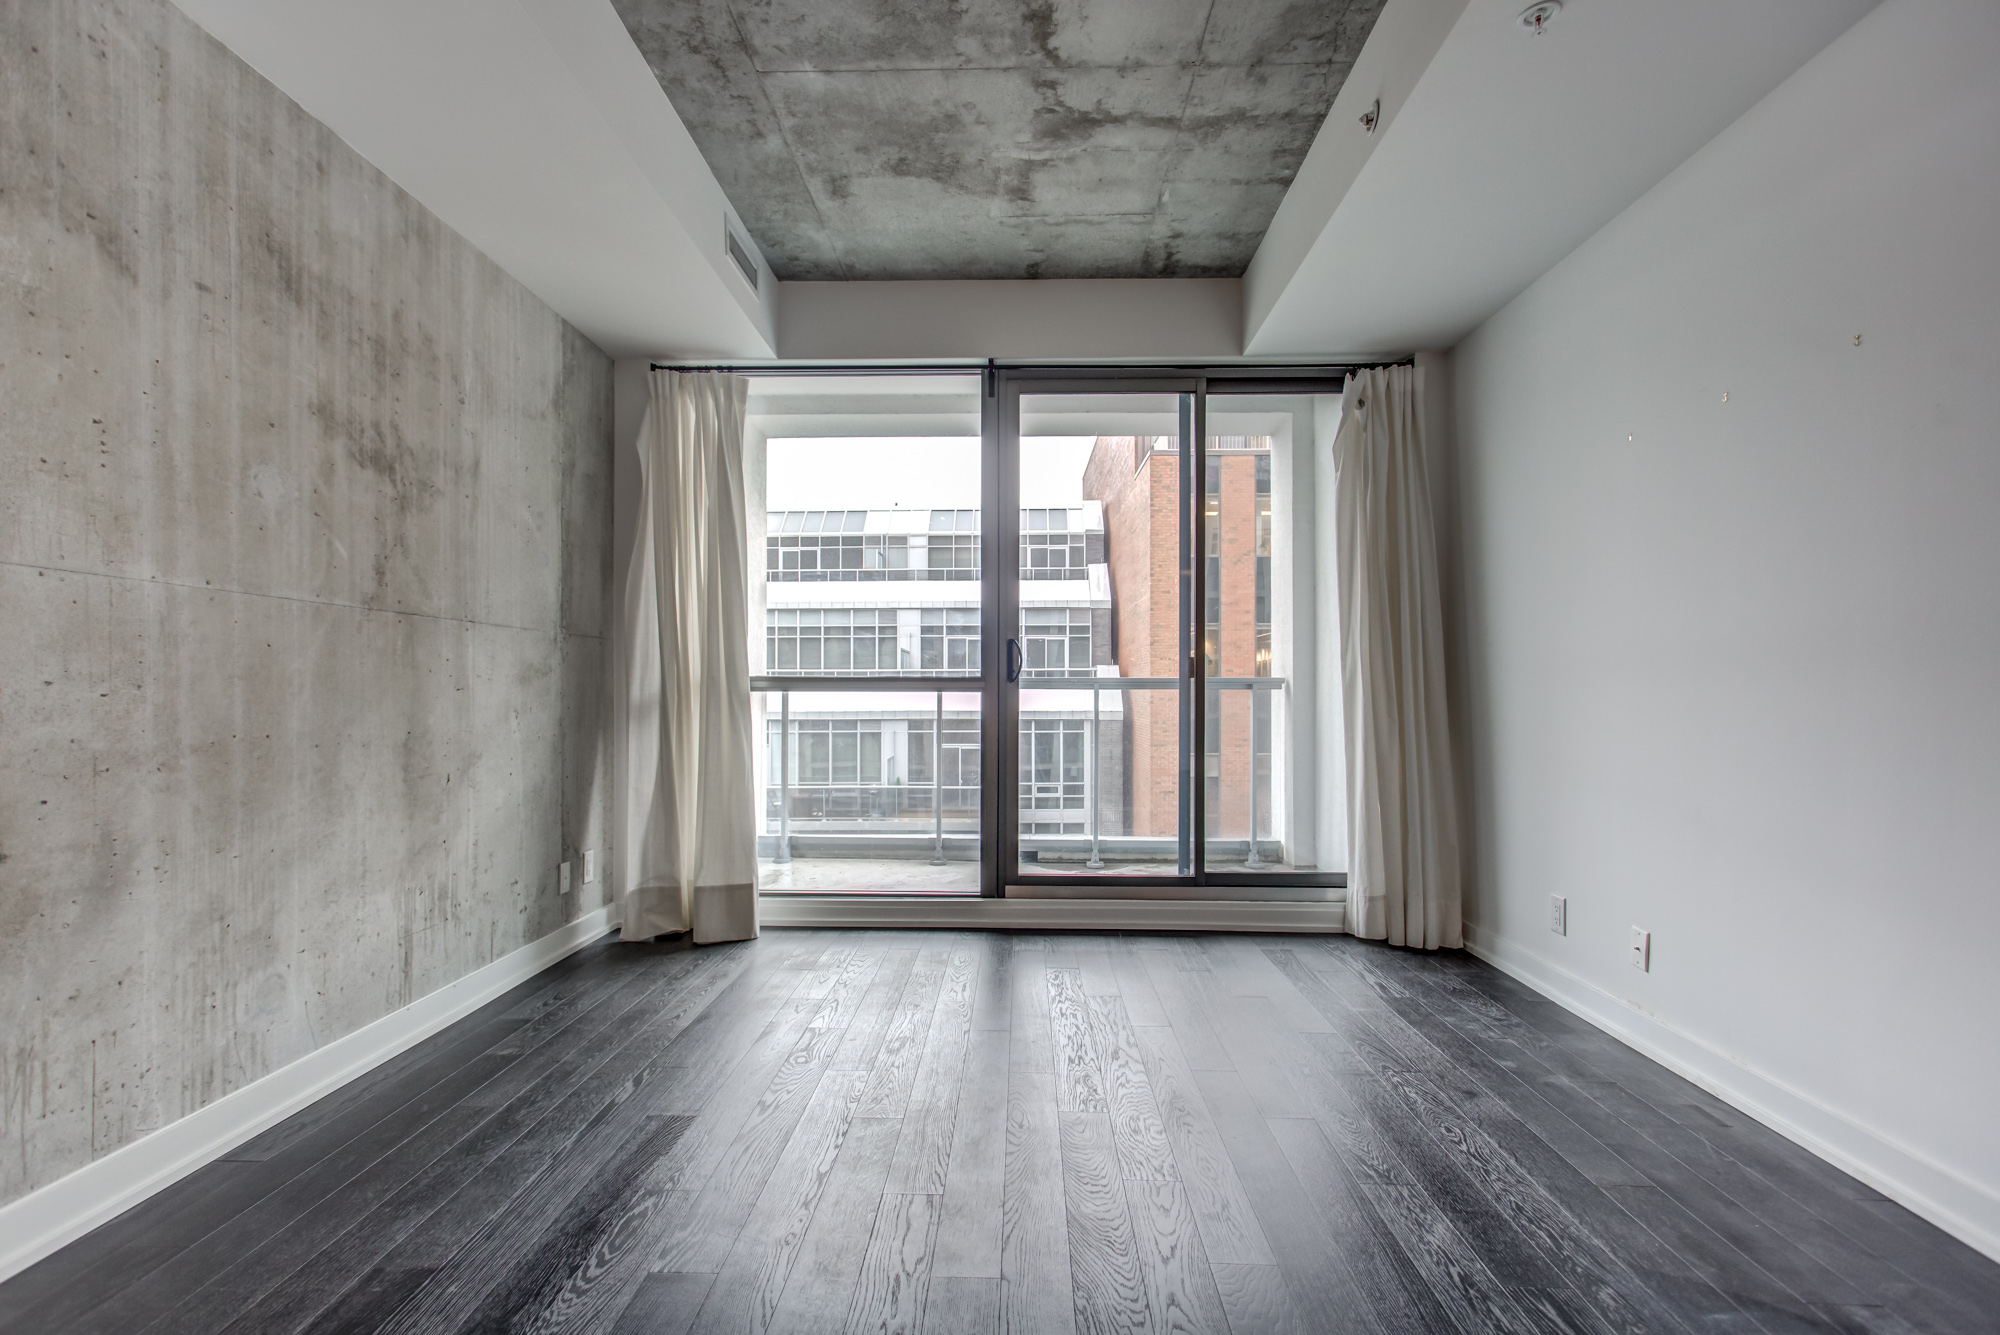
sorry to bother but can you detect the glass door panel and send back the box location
[747,373,987,894]
[1202,392,1346,877]
[1009,390,1192,881]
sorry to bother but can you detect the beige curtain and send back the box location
[619,370,758,943]
[1333,366,1462,949]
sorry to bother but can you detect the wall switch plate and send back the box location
[1630,927,1650,972]
[559,860,572,898]
[583,850,595,884]
[1550,895,1567,935]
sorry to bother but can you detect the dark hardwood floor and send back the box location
[4,930,1996,1334]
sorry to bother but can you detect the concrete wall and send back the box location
[1449,0,2000,1255]
[0,0,613,1211]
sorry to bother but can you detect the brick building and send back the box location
[1082,435,1272,843]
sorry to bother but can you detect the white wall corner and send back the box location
[1462,923,2000,1265]
[0,908,616,1285]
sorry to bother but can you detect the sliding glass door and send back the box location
[743,365,1347,900]
[996,383,1195,886]
[995,374,1347,898]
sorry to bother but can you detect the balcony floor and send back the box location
[758,856,979,894]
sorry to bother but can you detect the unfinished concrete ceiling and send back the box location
[611,0,1386,280]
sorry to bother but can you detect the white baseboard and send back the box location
[0,906,616,1284]
[1462,922,2000,1265]
[759,894,1348,933]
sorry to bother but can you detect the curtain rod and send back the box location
[646,358,1416,376]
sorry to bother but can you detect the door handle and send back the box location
[1006,638,1023,684]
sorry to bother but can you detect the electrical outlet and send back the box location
[1550,895,1567,936]
[559,860,572,898]
[583,850,595,884]
[1630,927,1650,972]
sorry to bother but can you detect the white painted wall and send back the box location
[1248,0,1876,357]
[777,278,1242,360]
[1450,0,2000,1258]
[1243,0,1468,345]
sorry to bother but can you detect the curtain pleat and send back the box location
[1333,366,1462,949]
[620,370,758,943]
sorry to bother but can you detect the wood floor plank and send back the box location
[1107,940,1171,1027]
[149,944,748,1335]
[1289,955,1795,1332]
[1200,990,1310,1119]
[1050,968,1110,1114]
[1264,1112,1511,1335]
[1124,1177,1231,1334]
[833,947,920,1073]
[609,1271,716,1335]
[1001,1069,1074,1335]
[1324,1032,1671,1335]
[505,1000,854,1333]
[968,934,1014,1033]
[79,1047,525,1334]
[1009,944,1056,1075]
[651,1020,847,1274]
[1140,946,1235,1073]
[370,1109,696,1335]
[884,943,978,1194]
[240,947,756,1335]
[1285,950,1706,1335]
[923,1275,1000,1335]
[1209,1263,1306,1335]
[859,947,950,1117]
[813,944,889,1030]
[1197,1068,1444,1335]
[13,964,618,1334]
[844,1192,941,1335]
[324,984,823,1335]
[932,1028,1011,1278]
[763,1116,904,1335]
[1060,1112,1149,1335]
[1130,1025,1274,1267]
[214,1035,717,1331]
[1200,937,1335,1035]
[1089,995,1178,1183]
[799,942,862,999]
[1075,942,1122,997]
[682,1069,871,1335]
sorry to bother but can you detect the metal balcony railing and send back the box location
[755,674,1283,870]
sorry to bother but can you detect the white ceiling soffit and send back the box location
[170,0,777,360]
[1246,0,1881,356]
[776,278,1243,361]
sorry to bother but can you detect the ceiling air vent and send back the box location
[724,222,760,293]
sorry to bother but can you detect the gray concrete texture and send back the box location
[614,0,1386,280]
[0,0,614,1208]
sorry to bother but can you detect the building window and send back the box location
[911,716,981,789]
[766,510,977,582]
[766,609,901,674]
[1021,608,1091,676]
[920,609,981,672]
[1020,718,1086,828]
[1020,507,1088,579]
